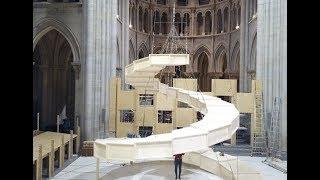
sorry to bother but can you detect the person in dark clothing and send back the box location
[173,153,185,179]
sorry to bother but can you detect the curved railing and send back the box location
[94,54,239,162]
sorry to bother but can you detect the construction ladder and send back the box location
[251,82,267,157]
[267,97,282,159]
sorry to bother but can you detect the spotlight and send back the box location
[129,24,132,28]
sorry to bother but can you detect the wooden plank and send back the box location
[59,135,64,168]
[36,145,42,180]
[69,130,73,159]
[49,140,54,177]
[33,132,77,162]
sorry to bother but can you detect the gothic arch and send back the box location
[223,7,229,32]
[161,12,168,34]
[33,17,80,63]
[217,9,223,33]
[153,11,161,34]
[197,12,204,35]
[129,39,136,63]
[139,6,143,32]
[182,13,190,35]
[193,45,211,72]
[231,41,240,72]
[197,52,210,91]
[33,29,75,130]
[144,8,149,33]
[138,43,149,59]
[204,11,212,35]
[214,44,228,73]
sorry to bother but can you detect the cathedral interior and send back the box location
[33,0,287,179]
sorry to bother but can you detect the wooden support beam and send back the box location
[76,126,80,154]
[57,115,60,133]
[59,135,64,168]
[49,140,54,177]
[96,158,100,180]
[36,145,42,180]
[69,130,73,159]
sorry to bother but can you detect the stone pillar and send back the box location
[191,7,196,36]
[256,0,287,157]
[121,0,130,91]
[239,0,249,92]
[82,0,117,140]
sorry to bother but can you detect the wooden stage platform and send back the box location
[33,129,80,180]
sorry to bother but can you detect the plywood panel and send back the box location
[134,107,156,127]
[154,123,173,134]
[233,93,254,113]
[118,91,135,109]
[176,109,196,127]
[212,79,237,96]
[156,92,175,110]
[173,78,197,91]
[116,122,135,138]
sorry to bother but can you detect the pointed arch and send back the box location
[161,12,168,34]
[193,45,211,72]
[214,44,227,73]
[205,11,212,35]
[223,7,229,32]
[138,43,149,59]
[129,39,135,63]
[231,41,240,72]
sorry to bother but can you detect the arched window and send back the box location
[138,49,145,59]
[223,7,229,32]
[139,7,143,32]
[197,12,203,35]
[153,11,161,34]
[130,6,136,29]
[232,6,237,30]
[197,52,210,91]
[182,13,190,35]
[161,12,168,34]
[177,0,188,6]
[204,11,212,35]
[144,9,149,33]
[175,13,182,35]
[217,9,223,33]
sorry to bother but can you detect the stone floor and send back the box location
[50,156,287,180]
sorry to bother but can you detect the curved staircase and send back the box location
[94,54,240,162]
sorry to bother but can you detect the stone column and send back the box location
[239,0,249,92]
[82,0,117,140]
[121,0,130,91]
[256,0,287,157]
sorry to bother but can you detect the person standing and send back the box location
[173,153,185,179]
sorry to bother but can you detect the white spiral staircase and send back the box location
[94,54,240,162]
